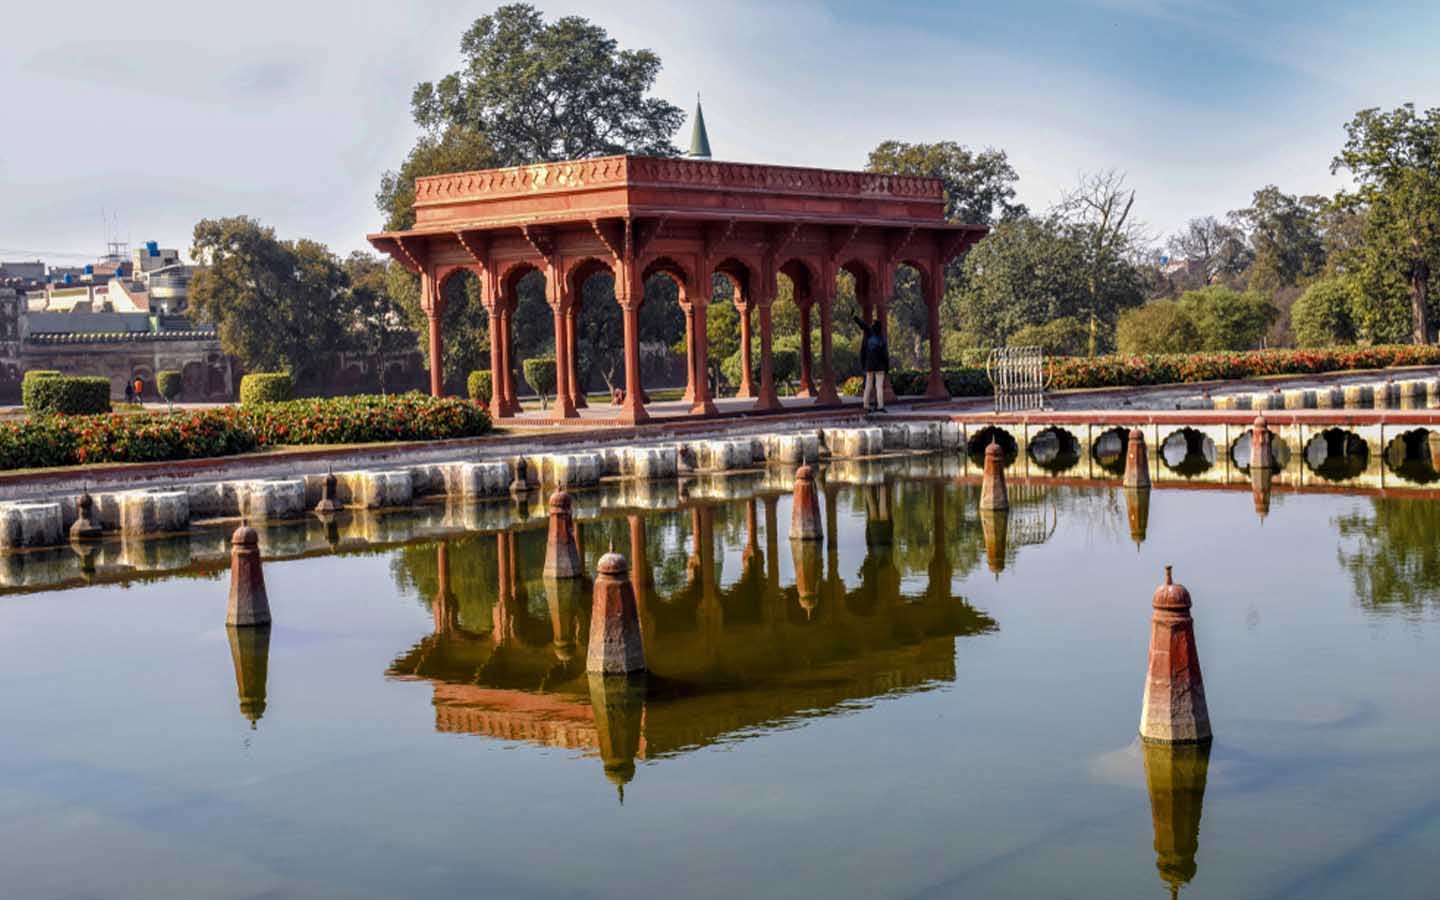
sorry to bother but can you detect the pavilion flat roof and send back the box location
[368,154,987,241]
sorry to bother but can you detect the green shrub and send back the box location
[157,370,182,402]
[467,370,493,404]
[23,369,61,384]
[0,394,491,470]
[840,375,865,397]
[889,368,991,397]
[1008,316,1091,356]
[1292,277,1359,348]
[522,357,556,408]
[1116,301,1204,354]
[1176,286,1278,351]
[239,373,294,405]
[23,375,111,415]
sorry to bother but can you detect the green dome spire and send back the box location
[687,96,712,160]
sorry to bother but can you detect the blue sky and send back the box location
[2,0,1437,264]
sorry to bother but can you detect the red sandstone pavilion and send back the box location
[368,154,987,423]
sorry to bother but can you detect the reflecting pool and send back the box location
[3,458,1440,899]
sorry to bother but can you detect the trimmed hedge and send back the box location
[157,370,182,402]
[22,374,112,415]
[467,370,492,405]
[239,372,294,405]
[522,357,556,407]
[0,393,491,470]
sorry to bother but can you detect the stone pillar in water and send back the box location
[587,552,646,675]
[226,525,271,627]
[979,441,1009,511]
[1140,566,1212,744]
[542,490,582,579]
[1122,428,1151,489]
[1143,739,1211,897]
[227,622,271,727]
[789,465,823,541]
[1251,416,1271,471]
[315,470,342,514]
[69,490,103,542]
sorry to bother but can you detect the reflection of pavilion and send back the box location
[387,483,996,792]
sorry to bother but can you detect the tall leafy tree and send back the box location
[1055,171,1150,354]
[189,217,348,385]
[952,215,1141,351]
[343,252,413,393]
[1332,104,1440,345]
[1167,216,1252,287]
[1229,186,1326,292]
[407,3,683,167]
[865,141,1026,226]
[376,4,686,382]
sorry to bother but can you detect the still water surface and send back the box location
[2,462,1439,899]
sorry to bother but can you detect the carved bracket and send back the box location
[454,230,490,267]
[519,224,556,260]
[827,224,862,261]
[634,216,669,260]
[392,235,428,274]
[885,226,917,264]
[589,218,623,262]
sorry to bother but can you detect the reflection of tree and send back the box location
[1336,498,1440,609]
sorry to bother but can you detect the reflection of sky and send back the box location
[1,484,1439,898]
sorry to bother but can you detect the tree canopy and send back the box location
[409,3,683,167]
[189,217,348,384]
[865,140,1026,226]
[1332,104,1440,344]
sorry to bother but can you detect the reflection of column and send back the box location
[979,509,1009,575]
[493,533,516,645]
[227,624,271,728]
[823,480,843,612]
[763,494,783,620]
[587,673,646,803]
[927,484,952,602]
[1143,741,1211,897]
[433,541,457,634]
[627,515,653,647]
[1125,487,1151,548]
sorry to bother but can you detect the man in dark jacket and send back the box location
[854,316,890,412]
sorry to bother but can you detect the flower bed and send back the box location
[900,346,1440,397]
[0,393,492,471]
